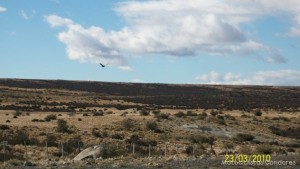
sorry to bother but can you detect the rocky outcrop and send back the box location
[73,145,102,161]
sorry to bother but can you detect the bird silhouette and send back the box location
[98,63,107,68]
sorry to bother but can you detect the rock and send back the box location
[73,145,103,161]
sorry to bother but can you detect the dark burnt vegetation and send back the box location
[269,126,300,139]
[1,79,300,111]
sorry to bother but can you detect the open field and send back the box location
[0,78,299,168]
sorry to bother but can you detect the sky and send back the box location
[1,0,300,86]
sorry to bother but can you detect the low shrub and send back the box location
[155,113,170,120]
[64,137,84,154]
[210,110,218,117]
[111,133,124,140]
[152,110,161,116]
[174,111,185,118]
[44,114,57,122]
[56,119,69,133]
[185,146,193,156]
[255,144,273,154]
[31,119,40,122]
[146,121,158,131]
[234,133,255,142]
[254,110,262,116]
[93,112,104,116]
[139,109,150,116]
[100,142,127,159]
[189,135,216,145]
[186,111,197,116]
[13,111,22,117]
[92,128,102,138]
[0,124,10,130]
[122,119,136,130]
[269,126,300,139]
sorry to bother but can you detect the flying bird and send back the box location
[98,63,107,68]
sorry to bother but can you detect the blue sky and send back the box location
[1,0,300,85]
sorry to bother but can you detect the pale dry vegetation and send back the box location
[0,79,299,168]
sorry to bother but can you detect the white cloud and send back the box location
[131,78,144,83]
[196,70,300,86]
[46,0,300,68]
[118,66,133,72]
[45,15,132,70]
[0,6,6,12]
[45,15,74,27]
[20,10,36,20]
[20,10,29,20]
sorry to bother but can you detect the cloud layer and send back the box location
[196,70,300,86]
[45,0,300,68]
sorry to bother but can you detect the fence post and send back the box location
[61,143,64,159]
[1,141,8,153]
[24,141,28,161]
[164,144,167,157]
[132,143,135,154]
[77,140,80,153]
[46,141,49,160]
[148,144,151,158]
[1,141,8,161]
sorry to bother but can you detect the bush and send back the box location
[189,135,216,145]
[82,113,89,116]
[269,126,300,139]
[31,119,40,122]
[100,142,127,159]
[45,134,59,147]
[78,118,82,121]
[64,137,84,154]
[111,133,124,140]
[272,116,290,121]
[146,121,158,131]
[234,133,255,142]
[186,111,197,116]
[56,119,69,133]
[44,114,57,122]
[106,111,113,114]
[155,113,170,120]
[92,128,102,138]
[0,124,10,130]
[217,115,224,120]
[225,114,236,120]
[122,119,136,130]
[93,112,104,116]
[10,129,30,145]
[185,146,193,155]
[174,111,185,118]
[139,109,150,116]
[210,110,218,116]
[201,112,207,116]
[217,118,226,125]
[13,110,22,117]
[287,148,295,152]
[254,110,262,116]
[152,110,161,116]
[255,144,272,154]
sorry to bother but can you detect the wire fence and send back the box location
[0,139,214,162]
